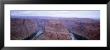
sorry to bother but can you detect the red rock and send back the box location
[11,18,37,40]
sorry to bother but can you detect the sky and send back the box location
[11,10,100,19]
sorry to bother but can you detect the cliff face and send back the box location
[63,18,100,40]
[53,18,100,40]
[11,18,37,40]
[11,17,100,40]
[37,20,72,40]
[71,22,100,40]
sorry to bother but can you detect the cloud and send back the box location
[11,10,100,19]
